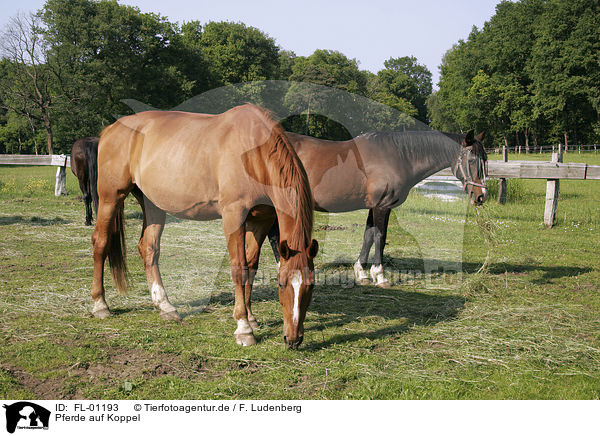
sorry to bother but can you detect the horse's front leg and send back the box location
[370,207,392,288]
[245,214,276,330]
[223,212,256,346]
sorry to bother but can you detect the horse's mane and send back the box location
[359,130,487,163]
[443,131,488,161]
[253,106,314,253]
[359,130,462,165]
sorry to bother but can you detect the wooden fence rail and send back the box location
[0,154,70,167]
[433,160,600,180]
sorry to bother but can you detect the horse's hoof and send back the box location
[376,280,392,289]
[358,278,371,286]
[249,319,259,330]
[235,333,257,346]
[160,310,182,322]
[92,308,111,319]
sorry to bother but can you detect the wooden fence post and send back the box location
[54,155,68,196]
[544,144,563,228]
[498,144,508,204]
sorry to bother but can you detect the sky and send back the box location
[0,0,501,87]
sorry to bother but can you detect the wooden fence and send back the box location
[0,154,71,196]
[432,145,600,227]
[491,144,599,154]
[1,151,599,228]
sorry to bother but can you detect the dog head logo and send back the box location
[3,402,50,433]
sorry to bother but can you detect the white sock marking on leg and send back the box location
[235,318,253,335]
[151,282,176,312]
[370,264,388,285]
[354,260,369,280]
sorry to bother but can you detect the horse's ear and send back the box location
[306,239,319,259]
[279,240,291,261]
[476,131,486,142]
[463,129,475,146]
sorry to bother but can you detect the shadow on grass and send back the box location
[0,215,72,226]
[318,258,591,284]
[205,279,465,349]
[305,284,465,350]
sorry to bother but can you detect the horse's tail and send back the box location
[85,138,99,213]
[108,202,128,294]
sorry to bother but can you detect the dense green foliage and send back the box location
[0,0,430,153]
[429,0,600,149]
[1,0,598,153]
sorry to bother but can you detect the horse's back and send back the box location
[97,105,280,220]
[285,132,370,212]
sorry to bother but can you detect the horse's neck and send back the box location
[407,139,461,184]
[276,212,296,241]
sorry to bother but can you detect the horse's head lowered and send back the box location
[278,238,319,349]
[453,130,488,205]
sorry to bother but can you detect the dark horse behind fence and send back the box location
[70,137,99,225]
[92,104,318,349]
[267,129,488,287]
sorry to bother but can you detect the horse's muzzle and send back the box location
[284,335,304,349]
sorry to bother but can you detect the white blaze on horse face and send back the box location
[290,270,302,325]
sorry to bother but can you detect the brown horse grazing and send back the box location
[92,104,318,348]
[70,137,99,225]
[267,129,487,287]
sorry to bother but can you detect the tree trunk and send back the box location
[26,115,38,155]
[42,113,53,155]
[564,132,568,152]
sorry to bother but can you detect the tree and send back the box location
[373,56,432,123]
[0,12,55,154]
[430,0,600,147]
[41,0,200,150]
[198,21,280,85]
[289,49,368,95]
[283,49,369,139]
[529,0,600,145]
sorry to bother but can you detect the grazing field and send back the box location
[1,153,599,400]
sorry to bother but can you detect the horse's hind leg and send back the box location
[244,213,276,330]
[135,193,180,321]
[83,185,93,226]
[77,172,93,226]
[267,217,281,267]
[355,209,375,285]
[91,196,124,318]
[370,207,391,288]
